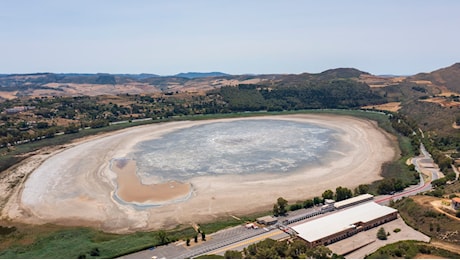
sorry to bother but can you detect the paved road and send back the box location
[452,164,460,181]
[375,144,439,205]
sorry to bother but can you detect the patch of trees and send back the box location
[224,250,242,258]
[411,86,427,93]
[291,197,323,211]
[273,197,288,216]
[430,172,456,190]
[387,112,423,156]
[274,185,368,216]
[219,85,267,112]
[367,240,460,259]
[433,136,460,151]
[377,178,405,195]
[335,186,353,201]
[217,80,385,112]
[354,184,370,195]
[321,186,356,202]
[426,146,454,172]
[95,74,116,85]
[389,113,417,137]
[238,238,337,259]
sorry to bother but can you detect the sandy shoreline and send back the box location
[1,114,398,233]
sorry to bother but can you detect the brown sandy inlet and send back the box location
[112,159,191,204]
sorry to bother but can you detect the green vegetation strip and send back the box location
[0,226,197,259]
[366,240,460,259]
[393,197,460,241]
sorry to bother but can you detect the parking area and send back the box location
[327,216,430,259]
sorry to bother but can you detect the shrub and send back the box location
[303,199,314,208]
[89,248,100,257]
[377,227,387,240]
[224,250,242,259]
[289,203,302,211]
[424,210,438,218]
[393,228,401,233]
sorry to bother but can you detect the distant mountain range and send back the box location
[0,71,230,79]
[1,64,459,99]
[0,63,459,139]
[173,72,231,78]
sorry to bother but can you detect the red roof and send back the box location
[452,197,460,203]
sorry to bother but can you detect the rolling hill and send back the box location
[410,63,460,94]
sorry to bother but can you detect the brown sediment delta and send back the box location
[111,159,191,204]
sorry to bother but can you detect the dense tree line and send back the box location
[225,238,338,259]
[218,80,385,112]
[274,185,371,216]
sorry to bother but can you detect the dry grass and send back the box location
[419,97,460,107]
[438,91,460,97]
[359,75,406,88]
[0,91,18,99]
[411,80,434,85]
[414,253,447,259]
[362,102,401,112]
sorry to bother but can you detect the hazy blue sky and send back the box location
[1,0,459,75]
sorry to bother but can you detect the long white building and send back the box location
[291,201,397,247]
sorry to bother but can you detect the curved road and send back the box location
[375,144,438,205]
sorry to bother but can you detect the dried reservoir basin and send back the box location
[8,114,396,233]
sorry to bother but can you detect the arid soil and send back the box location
[362,102,402,112]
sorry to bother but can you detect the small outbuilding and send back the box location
[324,199,335,205]
[333,193,374,210]
[256,215,278,225]
[452,197,460,210]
